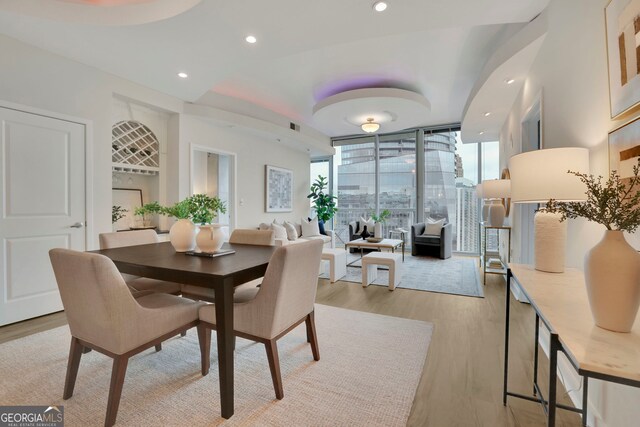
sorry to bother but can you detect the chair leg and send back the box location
[155,344,162,352]
[82,346,92,354]
[305,317,312,343]
[180,331,187,337]
[63,337,83,399]
[264,340,284,400]
[105,356,129,427]
[197,324,211,376]
[305,312,320,361]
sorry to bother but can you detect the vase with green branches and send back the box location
[187,194,227,253]
[308,175,338,225]
[545,158,640,332]
[370,209,391,238]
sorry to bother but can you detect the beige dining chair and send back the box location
[99,230,181,296]
[49,249,207,427]
[198,239,323,400]
[180,229,275,303]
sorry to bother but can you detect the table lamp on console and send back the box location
[508,147,589,273]
[481,179,511,227]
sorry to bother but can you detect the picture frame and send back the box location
[112,188,143,231]
[609,116,640,248]
[265,165,293,212]
[605,0,640,119]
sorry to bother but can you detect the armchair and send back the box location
[411,222,452,259]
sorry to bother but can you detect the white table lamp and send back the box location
[481,179,511,227]
[509,147,589,273]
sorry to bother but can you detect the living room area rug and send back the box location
[0,304,433,427]
[321,253,483,298]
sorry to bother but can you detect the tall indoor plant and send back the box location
[308,175,338,225]
[547,159,640,332]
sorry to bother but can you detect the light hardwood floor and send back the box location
[0,259,582,427]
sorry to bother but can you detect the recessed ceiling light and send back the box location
[373,1,387,12]
[177,72,188,79]
[479,131,485,135]
[484,112,491,117]
[245,35,257,44]
[505,78,515,85]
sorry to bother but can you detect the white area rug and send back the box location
[0,305,432,426]
[322,254,483,298]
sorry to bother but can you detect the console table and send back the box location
[504,264,640,426]
[480,222,511,285]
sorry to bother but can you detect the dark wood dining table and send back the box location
[92,241,277,419]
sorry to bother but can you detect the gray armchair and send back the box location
[411,222,452,259]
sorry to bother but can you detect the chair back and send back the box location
[49,248,140,353]
[247,240,323,338]
[229,229,275,246]
[99,229,159,249]
[99,230,159,282]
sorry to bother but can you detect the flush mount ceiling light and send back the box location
[177,72,188,78]
[245,35,257,44]
[479,131,485,135]
[361,118,380,133]
[505,78,515,85]
[484,112,491,117]
[373,1,387,12]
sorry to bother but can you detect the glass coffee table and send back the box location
[344,238,405,267]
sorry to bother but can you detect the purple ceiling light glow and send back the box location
[313,77,416,103]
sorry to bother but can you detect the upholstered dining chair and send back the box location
[180,228,275,303]
[198,239,323,400]
[99,230,181,296]
[49,249,206,427]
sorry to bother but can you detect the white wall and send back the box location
[500,0,640,425]
[0,33,315,246]
[0,33,183,249]
[177,115,311,228]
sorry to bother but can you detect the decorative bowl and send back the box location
[366,237,383,243]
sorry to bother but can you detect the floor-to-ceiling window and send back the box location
[332,127,498,253]
[379,132,417,244]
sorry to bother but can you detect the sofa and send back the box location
[411,222,452,259]
[259,221,335,249]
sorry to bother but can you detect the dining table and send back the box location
[92,241,277,419]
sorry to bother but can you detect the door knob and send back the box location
[70,222,84,228]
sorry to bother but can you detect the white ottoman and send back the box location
[321,248,347,283]
[361,252,403,291]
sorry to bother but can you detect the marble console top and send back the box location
[509,264,640,382]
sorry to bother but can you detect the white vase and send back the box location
[585,230,640,333]
[375,222,383,239]
[196,224,225,253]
[169,219,196,252]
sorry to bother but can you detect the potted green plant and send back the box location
[307,175,338,227]
[546,158,640,332]
[188,194,227,252]
[370,209,391,238]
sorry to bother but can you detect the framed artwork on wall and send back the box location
[265,165,293,212]
[605,0,640,119]
[112,188,143,231]
[609,116,640,248]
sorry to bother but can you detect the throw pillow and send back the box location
[301,217,320,237]
[422,218,445,236]
[258,222,270,231]
[308,217,327,236]
[356,217,375,235]
[284,221,298,241]
[270,221,288,240]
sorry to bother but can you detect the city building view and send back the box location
[329,129,497,254]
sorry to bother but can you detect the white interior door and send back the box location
[0,106,86,325]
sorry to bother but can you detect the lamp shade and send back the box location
[508,148,589,203]
[481,179,511,199]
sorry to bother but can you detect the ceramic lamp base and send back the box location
[534,211,566,273]
[487,199,505,227]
